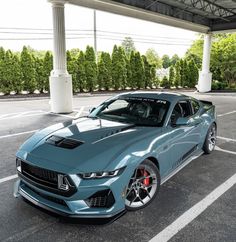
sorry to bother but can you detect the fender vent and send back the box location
[46,135,83,149]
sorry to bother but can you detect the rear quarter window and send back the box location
[191,100,200,114]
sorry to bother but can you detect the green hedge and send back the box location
[0,45,201,95]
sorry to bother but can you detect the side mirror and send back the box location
[89,107,96,113]
[175,117,189,126]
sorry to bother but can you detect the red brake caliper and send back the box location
[142,170,150,186]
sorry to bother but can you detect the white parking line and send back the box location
[0,174,18,184]
[217,136,236,142]
[215,146,236,155]
[75,106,85,118]
[149,173,236,242]
[0,130,38,139]
[218,110,236,117]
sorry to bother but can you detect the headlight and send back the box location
[78,167,125,179]
[16,158,22,173]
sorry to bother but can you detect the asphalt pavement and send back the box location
[0,91,235,242]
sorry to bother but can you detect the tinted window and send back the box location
[178,100,193,117]
[191,100,200,114]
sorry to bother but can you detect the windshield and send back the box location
[89,97,170,127]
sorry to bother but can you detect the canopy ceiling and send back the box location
[68,0,236,33]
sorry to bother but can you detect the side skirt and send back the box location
[161,149,203,185]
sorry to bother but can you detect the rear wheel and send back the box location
[125,159,160,211]
[203,123,217,154]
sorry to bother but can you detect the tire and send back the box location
[125,159,160,211]
[203,123,217,154]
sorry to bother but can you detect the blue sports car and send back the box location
[14,92,216,219]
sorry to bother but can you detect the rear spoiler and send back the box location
[200,100,213,106]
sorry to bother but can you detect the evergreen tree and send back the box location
[150,66,157,88]
[84,46,97,92]
[130,51,144,89]
[97,52,112,91]
[162,55,171,69]
[103,52,112,90]
[174,61,181,88]
[11,54,23,94]
[20,46,36,93]
[179,59,184,87]
[1,50,13,94]
[35,57,44,93]
[169,66,175,87]
[42,51,53,92]
[188,60,199,88]
[0,47,6,93]
[111,45,126,90]
[161,76,170,89]
[67,50,78,93]
[129,51,136,89]
[142,55,151,89]
[171,54,180,66]
[125,55,132,88]
[182,59,189,87]
[76,51,87,92]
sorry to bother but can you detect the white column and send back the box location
[49,0,73,113]
[198,33,212,92]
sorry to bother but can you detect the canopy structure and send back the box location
[48,0,236,113]
[68,0,236,33]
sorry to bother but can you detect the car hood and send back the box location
[17,118,163,173]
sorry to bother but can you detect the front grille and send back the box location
[19,160,77,197]
[85,189,115,208]
[21,161,58,189]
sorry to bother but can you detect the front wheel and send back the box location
[125,159,160,211]
[203,123,217,154]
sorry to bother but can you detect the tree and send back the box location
[0,47,6,93]
[42,51,53,92]
[145,48,162,69]
[211,33,236,87]
[20,46,36,93]
[150,66,158,88]
[162,54,171,69]
[134,52,144,89]
[142,55,152,88]
[84,46,97,92]
[34,57,44,93]
[174,61,181,88]
[1,50,14,94]
[76,51,87,92]
[111,45,126,90]
[121,37,136,57]
[97,52,112,90]
[161,76,170,89]
[170,54,180,66]
[67,50,78,93]
[188,60,199,88]
[169,66,175,87]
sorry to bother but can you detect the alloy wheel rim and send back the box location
[208,125,216,151]
[125,165,157,208]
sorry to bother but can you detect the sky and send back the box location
[0,0,199,57]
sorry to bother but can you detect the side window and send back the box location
[170,103,183,124]
[191,100,200,114]
[178,100,193,117]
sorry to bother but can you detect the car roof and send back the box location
[118,91,189,103]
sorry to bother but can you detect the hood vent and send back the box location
[46,135,84,149]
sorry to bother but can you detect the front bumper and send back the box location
[14,164,134,219]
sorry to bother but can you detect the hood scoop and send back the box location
[46,135,84,149]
